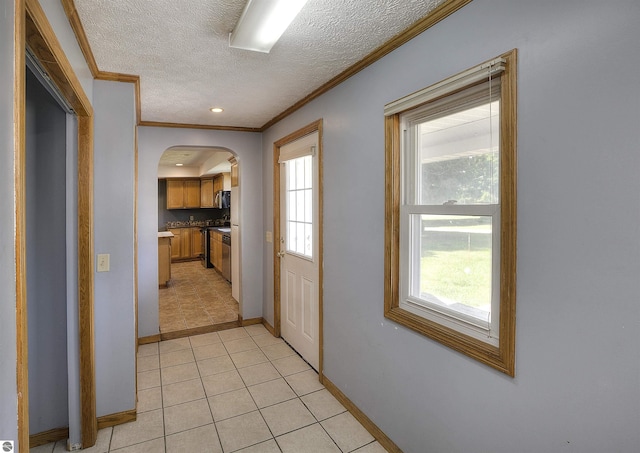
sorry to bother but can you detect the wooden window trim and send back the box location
[384,49,517,376]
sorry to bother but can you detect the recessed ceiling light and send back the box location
[175,163,183,166]
[210,107,224,113]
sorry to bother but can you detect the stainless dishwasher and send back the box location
[221,234,231,282]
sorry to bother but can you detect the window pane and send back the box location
[288,191,297,221]
[412,214,492,323]
[297,222,305,254]
[418,100,500,205]
[288,160,296,190]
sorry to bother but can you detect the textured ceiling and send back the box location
[74,0,446,129]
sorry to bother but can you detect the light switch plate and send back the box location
[265,231,272,243]
[97,253,110,272]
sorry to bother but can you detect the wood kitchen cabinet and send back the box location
[184,180,201,208]
[213,174,223,196]
[210,231,223,270]
[200,178,214,208]
[191,227,203,257]
[229,157,238,187]
[169,227,201,262]
[166,178,201,209]
[168,228,182,260]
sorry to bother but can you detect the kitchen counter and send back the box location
[158,231,174,238]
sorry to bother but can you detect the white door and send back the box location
[279,132,319,370]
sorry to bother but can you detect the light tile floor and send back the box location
[32,326,386,453]
[159,261,239,334]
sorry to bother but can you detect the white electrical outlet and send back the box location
[97,253,110,272]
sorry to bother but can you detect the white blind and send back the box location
[384,57,505,117]
[278,131,318,163]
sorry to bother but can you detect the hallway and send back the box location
[31,326,384,452]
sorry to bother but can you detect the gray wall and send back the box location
[262,1,640,451]
[137,127,263,338]
[0,1,19,446]
[93,79,137,417]
[25,68,69,434]
[39,0,93,103]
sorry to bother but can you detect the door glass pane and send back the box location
[418,100,500,206]
[285,155,313,258]
[411,214,492,323]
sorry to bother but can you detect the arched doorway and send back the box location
[156,146,242,338]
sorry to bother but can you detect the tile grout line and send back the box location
[190,336,225,453]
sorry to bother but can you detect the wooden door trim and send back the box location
[15,0,28,450]
[273,119,324,378]
[20,0,97,448]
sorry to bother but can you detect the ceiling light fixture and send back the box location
[229,0,308,53]
[175,163,183,166]
[210,107,224,113]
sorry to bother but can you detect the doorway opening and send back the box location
[157,146,242,338]
[18,1,97,448]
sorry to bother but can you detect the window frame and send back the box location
[384,49,517,376]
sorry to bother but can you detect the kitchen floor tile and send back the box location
[158,261,237,336]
